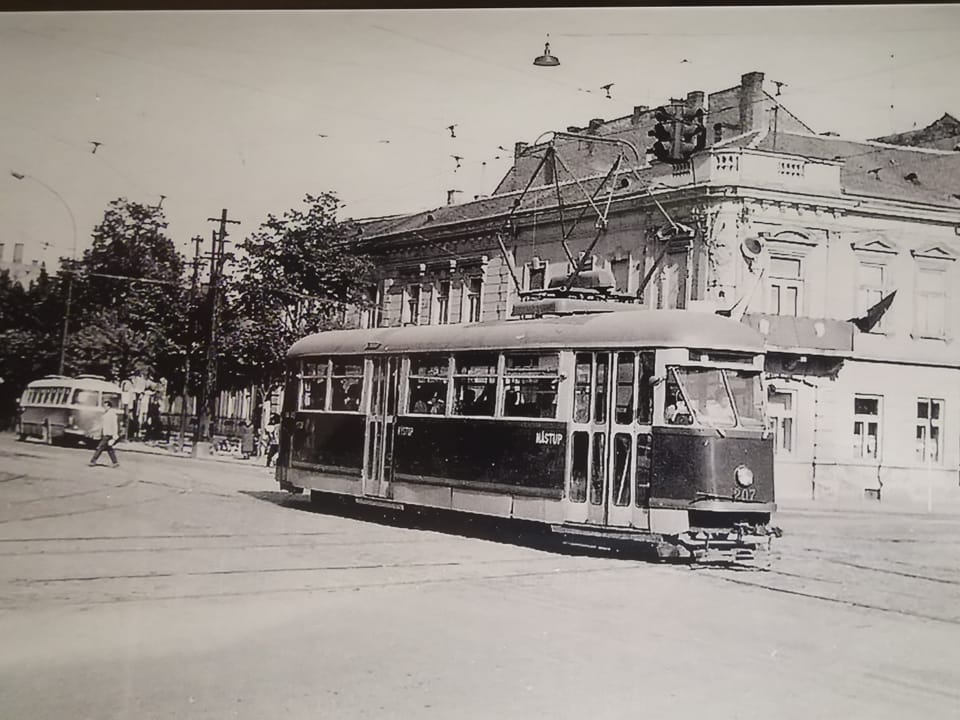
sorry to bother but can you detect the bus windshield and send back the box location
[72,389,100,407]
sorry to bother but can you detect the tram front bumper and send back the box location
[677,523,782,564]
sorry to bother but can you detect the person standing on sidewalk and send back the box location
[89,400,121,468]
[264,413,280,467]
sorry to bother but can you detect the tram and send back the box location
[18,374,123,446]
[276,301,779,563]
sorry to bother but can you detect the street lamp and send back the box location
[10,171,78,376]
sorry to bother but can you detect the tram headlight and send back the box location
[734,465,754,487]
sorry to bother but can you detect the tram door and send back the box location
[568,351,653,529]
[364,356,400,498]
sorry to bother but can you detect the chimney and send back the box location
[446,189,462,206]
[631,105,649,125]
[587,118,604,133]
[514,141,529,161]
[739,71,765,133]
[567,125,581,133]
[685,91,704,114]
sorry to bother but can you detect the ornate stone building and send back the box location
[351,71,960,509]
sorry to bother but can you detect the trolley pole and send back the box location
[197,209,239,444]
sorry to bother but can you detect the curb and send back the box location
[117,442,273,469]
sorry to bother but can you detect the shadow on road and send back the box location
[242,489,665,563]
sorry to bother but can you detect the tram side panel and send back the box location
[391,416,566,517]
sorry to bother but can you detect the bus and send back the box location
[18,374,123,446]
[276,305,779,563]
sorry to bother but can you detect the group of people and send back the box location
[237,414,281,466]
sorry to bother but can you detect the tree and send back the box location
[223,193,373,423]
[64,199,188,383]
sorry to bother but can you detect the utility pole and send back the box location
[176,235,205,452]
[197,209,239,444]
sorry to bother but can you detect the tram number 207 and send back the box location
[733,487,757,501]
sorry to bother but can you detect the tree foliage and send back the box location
[222,193,372,404]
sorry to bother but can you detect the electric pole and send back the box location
[177,235,205,452]
[197,209,240,444]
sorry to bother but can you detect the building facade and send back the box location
[350,71,960,510]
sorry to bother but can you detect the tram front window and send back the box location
[726,370,764,428]
[667,367,736,428]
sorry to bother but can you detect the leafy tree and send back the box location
[65,198,187,383]
[222,193,373,422]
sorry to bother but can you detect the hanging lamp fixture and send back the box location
[533,34,560,67]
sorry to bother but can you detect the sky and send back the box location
[1,5,959,269]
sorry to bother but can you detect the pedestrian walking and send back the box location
[89,400,121,468]
[265,413,280,467]
[239,419,254,459]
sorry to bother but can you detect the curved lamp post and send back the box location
[10,171,78,375]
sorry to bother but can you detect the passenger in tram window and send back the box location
[427,392,445,415]
[343,382,361,411]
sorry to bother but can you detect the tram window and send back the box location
[674,367,736,428]
[635,434,652,507]
[73,389,99,407]
[637,352,655,425]
[452,353,497,416]
[330,361,363,411]
[573,354,592,423]
[594,354,609,424]
[408,355,449,415]
[300,359,329,410]
[664,371,693,426]
[726,370,764,428]
[612,433,631,506]
[570,431,588,503]
[614,353,635,424]
[503,353,559,419]
[590,432,606,505]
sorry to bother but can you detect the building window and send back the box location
[857,263,886,329]
[610,257,631,293]
[0,243,5,261]
[852,395,882,460]
[466,277,482,323]
[436,280,451,325]
[767,386,797,455]
[713,123,723,144]
[362,282,383,329]
[13,243,24,264]
[915,268,946,338]
[768,256,803,316]
[916,398,943,464]
[404,284,422,325]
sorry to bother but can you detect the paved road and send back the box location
[1,435,959,719]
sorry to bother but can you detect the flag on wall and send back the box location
[849,290,897,333]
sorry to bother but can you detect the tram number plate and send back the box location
[733,487,757,501]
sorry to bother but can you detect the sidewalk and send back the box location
[118,439,273,468]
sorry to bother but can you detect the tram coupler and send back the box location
[676,523,781,567]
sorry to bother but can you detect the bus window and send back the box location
[726,369,765,428]
[73,389,100,407]
[570,431,588,503]
[301,359,329,410]
[453,352,497,417]
[637,352,655,425]
[503,353,559,419]
[408,355,449,415]
[614,353,634,424]
[594,354,609,424]
[330,361,363,411]
[573,354,592,423]
[102,392,121,408]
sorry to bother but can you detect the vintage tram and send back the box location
[276,302,779,563]
[18,374,123,446]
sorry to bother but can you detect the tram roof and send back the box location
[288,309,766,358]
